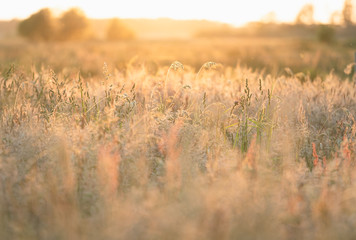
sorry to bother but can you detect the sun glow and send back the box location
[0,0,349,26]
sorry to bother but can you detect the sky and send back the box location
[0,0,351,26]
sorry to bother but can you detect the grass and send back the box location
[0,37,355,77]
[0,38,356,239]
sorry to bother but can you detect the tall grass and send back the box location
[0,53,356,239]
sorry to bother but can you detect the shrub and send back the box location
[18,8,56,42]
[18,8,92,42]
[106,18,135,41]
[58,8,91,41]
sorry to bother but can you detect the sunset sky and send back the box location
[0,0,351,26]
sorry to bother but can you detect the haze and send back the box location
[0,0,348,26]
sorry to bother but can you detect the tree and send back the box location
[261,12,277,24]
[58,8,91,41]
[342,0,354,26]
[106,18,135,41]
[18,8,56,41]
[295,4,314,25]
[329,11,342,25]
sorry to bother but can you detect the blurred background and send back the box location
[0,0,355,77]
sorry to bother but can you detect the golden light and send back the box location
[0,0,348,26]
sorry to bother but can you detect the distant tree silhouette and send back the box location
[106,18,135,41]
[58,8,91,41]
[18,8,55,41]
[295,4,314,25]
[261,12,277,24]
[329,11,342,25]
[342,0,354,26]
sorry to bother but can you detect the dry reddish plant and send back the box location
[242,136,257,172]
[163,120,183,189]
[342,135,352,166]
[312,143,319,167]
[97,144,121,197]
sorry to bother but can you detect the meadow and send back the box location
[0,37,356,240]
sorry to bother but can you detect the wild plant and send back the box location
[1,56,356,240]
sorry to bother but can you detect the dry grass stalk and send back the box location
[164,120,183,189]
[241,136,258,173]
[97,144,121,198]
[312,143,319,167]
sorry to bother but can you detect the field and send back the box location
[1,37,356,240]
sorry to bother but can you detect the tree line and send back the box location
[294,0,354,44]
[18,8,135,42]
[295,0,354,26]
[18,0,354,43]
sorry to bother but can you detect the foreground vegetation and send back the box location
[0,39,356,239]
